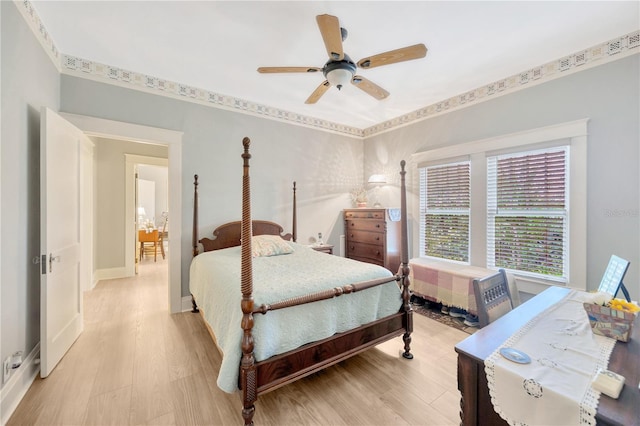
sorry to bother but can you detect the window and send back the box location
[412,119,587,289]
[487,147,568,280]
[419,161,470,262]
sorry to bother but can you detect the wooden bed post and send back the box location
[292,181,297,243]
[191,174,200,313]
[399,160,413,359]
[192,174,199,257]
[239,137,257,425]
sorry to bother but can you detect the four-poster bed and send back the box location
[190,137,413,425]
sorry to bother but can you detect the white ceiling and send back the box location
[31,1,640,130]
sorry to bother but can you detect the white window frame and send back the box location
[487,146,569,281]
[419,160,471,262]
[411,119,588,291]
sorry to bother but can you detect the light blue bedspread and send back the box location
[189,242,401,393]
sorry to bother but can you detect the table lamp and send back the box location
[367,174,386,208]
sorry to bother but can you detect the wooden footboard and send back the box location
[192,137,412,425]
[254,312,407,394]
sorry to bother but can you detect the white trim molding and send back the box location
[0,344,40,425]
[412,119,589,164]
[93,267,128,283]
[363,34,638,137]
[14,0,60,68]
[15,1,639,138]
[182,296,195,313]
[125,155,169,278]
[61,113,184,314]
[411,119,589,292]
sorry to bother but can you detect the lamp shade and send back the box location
[137,207,146,216]
[326,68,353,90]
[367,174,387,184]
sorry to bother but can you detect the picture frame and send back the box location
[598,255,631,302]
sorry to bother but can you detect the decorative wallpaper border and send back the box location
[59,55,365,137]
[16,1,639,139]
[363,31,639,137]
[17,0,60,64]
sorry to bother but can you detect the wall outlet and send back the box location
[3,356,11,384]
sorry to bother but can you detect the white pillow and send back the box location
[251,235,293,257]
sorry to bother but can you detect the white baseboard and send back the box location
[93,267,128,282]
[0,344,40,425]
[182,296,195,312]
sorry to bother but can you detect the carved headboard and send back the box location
[192,174,297,255]
[199,220,293,252]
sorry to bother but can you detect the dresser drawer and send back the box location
[346,242,384,262]
[346,229,384,245]
[344,210,385,220]
[348,255,384,267]
[346,219,385,233]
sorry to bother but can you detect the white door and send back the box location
[40,108,88,377]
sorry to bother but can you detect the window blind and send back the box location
[487,147,568,279]
[420,162,470,262]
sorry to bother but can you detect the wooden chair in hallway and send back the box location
[157,215,167,259]
[139,229,162,262]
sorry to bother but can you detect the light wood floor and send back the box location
[8,258,470,425]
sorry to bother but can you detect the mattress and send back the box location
[189,241,401,393]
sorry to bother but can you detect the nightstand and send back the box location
[311,244,334,255]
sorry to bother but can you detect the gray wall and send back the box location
[1,1,60,388]
[60,76,364,296]
[364,54,640,299]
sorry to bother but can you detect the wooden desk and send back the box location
[455,286,640,426]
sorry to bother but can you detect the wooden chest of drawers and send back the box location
[344,208,401,273]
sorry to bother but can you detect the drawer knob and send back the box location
[376,224,381,228]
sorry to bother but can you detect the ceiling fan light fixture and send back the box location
[323,54,357,90]
[326,68,353,90]
[258,14,427,103]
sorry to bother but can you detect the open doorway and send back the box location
[125,154,168,277]
[61,112,183,314]
[136,163,169,270]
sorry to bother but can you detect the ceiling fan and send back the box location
[257,14,427,104]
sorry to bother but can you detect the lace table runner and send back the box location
[485,290,616,425]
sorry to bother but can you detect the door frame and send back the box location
[126,155,169,275]
[60,112,183,314]
[80,137,95,293]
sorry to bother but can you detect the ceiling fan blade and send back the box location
[305,81,331,104]
[257,67,322,73]
[357,43,427,69]
[351,75,389,100]
[316,14,344,61]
